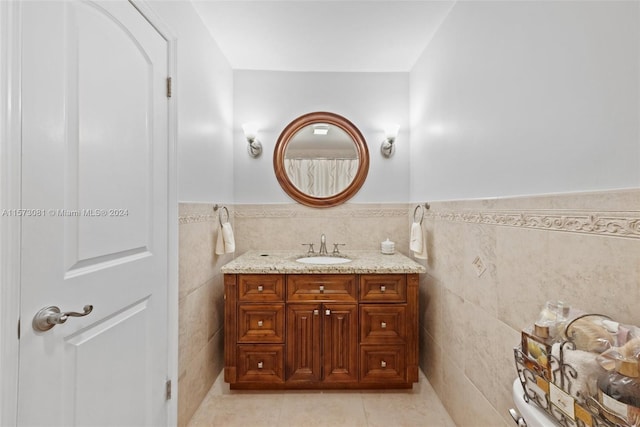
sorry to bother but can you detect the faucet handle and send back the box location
[332,243,345,255]
[302,243,315,254]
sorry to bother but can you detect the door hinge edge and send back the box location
[166,379,172,400]
[17,317,20,340]
[166,77,172,98]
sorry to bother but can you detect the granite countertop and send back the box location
[220,250,427,274]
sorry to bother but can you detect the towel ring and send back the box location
[218,206,229,227]
[413,204,424,225]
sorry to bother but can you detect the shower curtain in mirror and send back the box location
[285,158,358,197]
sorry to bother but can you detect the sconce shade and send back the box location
[384,124,399,141]
[242,123,259,141]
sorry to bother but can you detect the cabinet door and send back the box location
[286,304,321,383]
[323,304,358,383]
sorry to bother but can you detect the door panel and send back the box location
[18,1,169,425]
[64,298,151,426]
[286,304,321,382]
[73,0,153,263]
[323,304,358,383]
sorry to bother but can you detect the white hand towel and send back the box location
[215,222,235,255]
[410,222,422,253]
[551,343,605,403]
[410,221,428,260]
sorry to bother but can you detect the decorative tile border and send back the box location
[428,210,640,239]
[179,202,640,239]
[233,204,409,219]
[179,203,229,224]
[179,213,216,225]
[179,203,410,224]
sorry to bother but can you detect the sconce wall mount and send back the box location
[242,123,262,158]
[381,124,399,158]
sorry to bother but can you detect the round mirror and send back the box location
[274,112,369,208]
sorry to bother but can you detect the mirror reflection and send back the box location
[273,111,369,208]
[284,123,359,197]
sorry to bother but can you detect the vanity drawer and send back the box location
[286,275,357,302]
[238,304,284,343]
[360,275,406,303]
[237,344,284,383]
[360,305,406,344]
[360,345,406,383]
[238,274,284,302]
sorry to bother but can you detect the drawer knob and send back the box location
[380,285,386,293]
[257,285,263,292]
[325,309,331,316]
[381,360,387,368]
[313,309,319,316]
[257,320,263,327]
[257,361,263,369]
[381,322,387,329]
[319,285,325,293]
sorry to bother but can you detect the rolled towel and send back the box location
[410,221,428,260]
[551,343,605,403]
[215,221,235,255]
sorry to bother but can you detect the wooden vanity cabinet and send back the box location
[225,272,419,389]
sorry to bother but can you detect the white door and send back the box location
[18,1,171,426]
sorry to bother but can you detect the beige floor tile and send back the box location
[280,393,367,427]
[187,394,283,427]
[187,370,457,427]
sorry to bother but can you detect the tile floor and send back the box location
[187,370,457,427]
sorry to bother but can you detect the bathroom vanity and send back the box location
[221,251,426,390]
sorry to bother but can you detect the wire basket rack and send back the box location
[514,341,630,427]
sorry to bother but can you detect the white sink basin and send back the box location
[296,256,352,265]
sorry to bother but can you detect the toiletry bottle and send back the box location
[597,358,640,425]
[534,300,570,342]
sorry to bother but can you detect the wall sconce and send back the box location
[242,123,262,158]
[380,124,399,158]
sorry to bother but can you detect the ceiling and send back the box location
[190,0,456,72]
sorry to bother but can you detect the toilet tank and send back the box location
[511,379,557,427]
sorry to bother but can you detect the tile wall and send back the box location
[178,203,234,427]
[418,189,640,426]
[233,203,412,254]
[178,192,639,427]
[177,202,413,426]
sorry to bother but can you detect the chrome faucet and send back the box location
[319,233,328,255]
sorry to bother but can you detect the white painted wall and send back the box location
[410,1,640,202]
[150,0,234,203]
[233,71,409,203]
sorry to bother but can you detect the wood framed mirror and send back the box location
[273,112,370,208]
